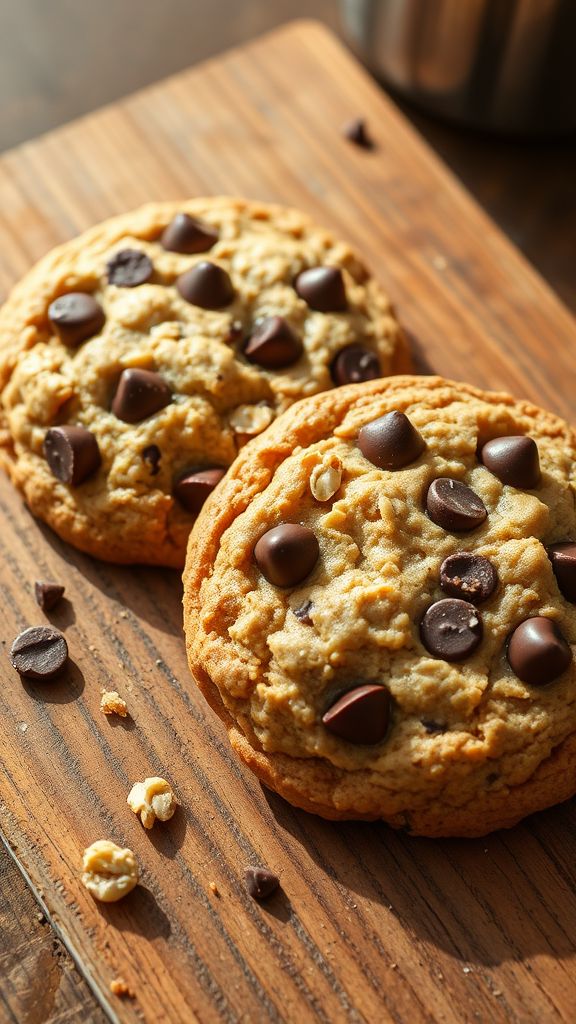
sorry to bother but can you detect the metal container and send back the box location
[340,0,576,134]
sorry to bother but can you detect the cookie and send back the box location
[183,376,576,837]
[0,198,408,566]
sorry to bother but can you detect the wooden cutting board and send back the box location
[1,20,576,1024]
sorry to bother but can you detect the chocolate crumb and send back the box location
[245,866,280,901]
[342,117,374,149]
[35,580,65,612]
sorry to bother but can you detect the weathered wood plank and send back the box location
[0,20,575,1024]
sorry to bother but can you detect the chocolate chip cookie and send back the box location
[183,376,576,836]
[0,198,408,566]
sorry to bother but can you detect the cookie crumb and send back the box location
[81,840,139,902]
[209,881,220,896]
[100,690,129,717]
[127,777,178,829]
[110,977,135,998]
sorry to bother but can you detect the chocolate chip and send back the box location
[244,316,303,369]
[48,293,105,347]
[420,599,483,661]
[254,524,319,588]
[426,479,487,532]
[142,444,162,475]
[174,467,226,514]
[330,345,381,386]
[10,625,68,681]
[480,436,540,489]
[358,411,425,470]
[342,117,373,149]
[294,267,347,312]
[293,599,313,625]
[548,542,576,603]
[507,617,571,685]
[106,249,153,287]
[111,369,172,423]
[34,581,65,612]
[421,719,446,734]
[322,684,391,744]
[439,552,498,605]
[245,866,280,901]
[43,425,101,486]
[176,261,234,309]
[161,213,218,254]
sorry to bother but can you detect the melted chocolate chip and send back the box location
[342,117,374,148]
[174,468,226,514]
[107,249,153,287]
[111,369,172,423]
[34,581,65,612]
[142,444,162,475]
[439,552,498,605]
[293,600,313,625]
[358,411,425,470]
[10,625,68,681]
[48,293,105,347]
[254,524,319,588]
[426,479,487,532]
[176,261,234,309]
[548,542,576,603]
[43,425,101,486]
[480,436,540,489]
[244,317,303,369]
[322,684,391,744]
[245,867,280,901]
[507,617,571,685]
[161,213,218,254]
[294,267,347,312]
[420,599,483,661]
[330,345,381,386]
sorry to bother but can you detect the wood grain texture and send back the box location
[0,20,576,1024]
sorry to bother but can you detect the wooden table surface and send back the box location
[1,20,576,1024]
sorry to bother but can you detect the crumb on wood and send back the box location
[100,690,129,717]
[110,977,135,998]
[209,881,220,896]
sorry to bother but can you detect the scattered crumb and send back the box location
[342,116,374,149]
[432,254,448,271]
[18,722,28,733]
[110,977,135,998]
[155,659,162,666]
[493,989,502,997]
[81,840,139,902]
[462,966,472,974]
[100,690,129,717]
[209,881,220,896]
[88,644,96,652]
[119,610,128,619]
[36,911,45,923]
[390,963,398,970]
[127,777,178,828]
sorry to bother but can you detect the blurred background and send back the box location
[0,0,574,309]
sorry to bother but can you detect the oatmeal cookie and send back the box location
[0,198,408,566]
[183,376,576,836]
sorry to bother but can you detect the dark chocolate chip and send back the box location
[176,261,234,309]
[111,369,172,424]
[174,467,226,514]
[106,249,153,287]
[161,213,218,254]
[48,293,105,347]
[439,552,498,605]
[421,719,446,734]
[420,599,483,661]
[480,436,540,489]
[322,684,391,744]
[34,581,65,612]
[254,524,319,588]
[548,542,576,603]
[358,411,425,470]
[245,866,280,901]
[507,616,571,685]
[294,267,347,312]
[330,344,381,386]
[43,425,101,486]
[293,599,313,625]
[244,316,303,369]
[342,117,373,149]
[142,444,162,476]
[10,625,68,681]
[426,478,487,532]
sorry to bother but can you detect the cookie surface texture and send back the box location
[183,376,576,836]
[0,198,407,566]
